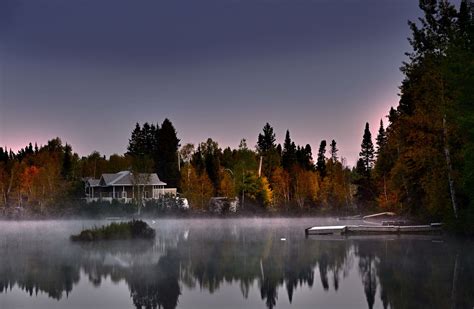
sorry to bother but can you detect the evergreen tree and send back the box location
[220,146,234,169]
[355,123,377,206]
[374,119,394,208]
[191,145,205,174]
[46,137,63,153]
[330,140,338,162]
[256,123,279,178]
[141,122,154,156]
[27,143,33,155]
[354,158,376,205]
[0,147,7,163]
[257,123,276,153]
[305,144,313,168]
[62,143,73,179]
[296,144,313,171]
[152,122,160,156]
[127,123,144,156]
[375,120,387,156]
[316,140,327,178]
[156,119,180,188]
[276,144,282,158]
[199,138,221,194]
[127,122,157,190]
[281,130,297,171]
[359,123,375,174]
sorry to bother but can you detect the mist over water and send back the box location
[0,218,473,309]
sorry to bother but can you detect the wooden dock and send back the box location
[305,223,443,236]
[306,226,347,235]
[304,234,445,241]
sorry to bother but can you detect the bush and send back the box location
[70,220,155,241]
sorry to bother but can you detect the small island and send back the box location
[70,220,156,241]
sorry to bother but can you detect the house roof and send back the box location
[85,178,100,187]
[98,171,166,186]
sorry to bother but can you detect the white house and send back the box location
[84,170,177,203]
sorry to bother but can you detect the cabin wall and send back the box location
[85,184,175,203]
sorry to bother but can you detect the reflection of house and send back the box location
[84,171,177,203]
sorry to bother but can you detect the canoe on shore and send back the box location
[362,212,396,220]
[337,215,362,221]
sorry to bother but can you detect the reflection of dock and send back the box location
[305,223,443,236]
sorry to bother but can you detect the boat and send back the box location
[362,212,396,220]
[337,214,362,221]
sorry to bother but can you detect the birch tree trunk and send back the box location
[443,115,458,219]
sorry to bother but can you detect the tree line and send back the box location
[0,118,370,213]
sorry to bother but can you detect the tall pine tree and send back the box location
[127,123,145,156]
[329,140,338,162]
[296,144,313,170]
[355,123,376,206]
[256,123,280,178]
[156,119,180,188]
[375,119,387,156]
[281,130,297,171]
[316,140,327,178]
[257,123,276,153]
[359,123,375,174]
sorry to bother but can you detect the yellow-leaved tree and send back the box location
[180,164,213,210]
[259,176,273,208]
[219,168,235,198]
[293,167,319,209]
[270,167,290,209]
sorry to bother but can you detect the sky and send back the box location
[0,0,430,165]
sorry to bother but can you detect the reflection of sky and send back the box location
[0,0,429,164]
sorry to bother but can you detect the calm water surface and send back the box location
[0,218,473,309]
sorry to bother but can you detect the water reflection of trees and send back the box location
[77,239,182,309]
[129,253,181,309]
[356,238,474,309]
[0,227,473,309]
[175,228,352,308]
[0,238,81,300]
[356,242,378,309]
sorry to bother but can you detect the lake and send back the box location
[0,218,473,309]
